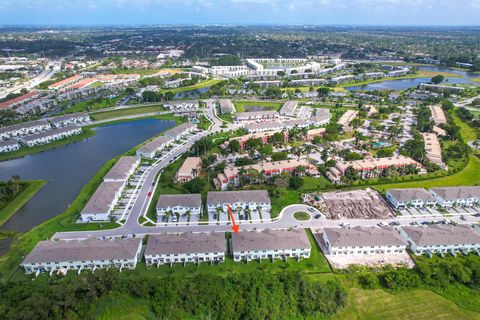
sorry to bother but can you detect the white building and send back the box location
[49,113,91,128]
[206,190,271,214]
[21,238,142,274]
[103,156,140,183]
[0,119,51,140]
[136,136,172,159]
[144,233,226,266]
[0,140,20,153]
[234,110,279,123]
[80,181,124,222]
[321,226,407,256]
[429,186,480,208]
[400,225,480,255]
[231,229,311,262]
[386,188,437,209]
[163,122,196,141]
[279,101,298,116]
[156,194,202,217]
[163,100,199,113]
[20,125,82,147]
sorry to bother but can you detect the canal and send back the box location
[346,65,478,91]
[0,118,175,233]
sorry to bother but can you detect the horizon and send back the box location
[1,0,480,26]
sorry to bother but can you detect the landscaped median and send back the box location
[0,180,46,227]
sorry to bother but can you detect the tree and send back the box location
[229,140,241,153]
[289,176,304,189]
[343,166,359,182]
[271,152,288,161]
[184,178,206,193]
[431,75,445,84]
[317,87,332,97]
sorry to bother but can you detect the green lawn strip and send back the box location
[0,127,96,162]
[90,105,166,121]
[471,77,480,83]
[0,180,46,227]
[233,100,283,112]
[293,211,310,221]
[63,96,124,114]
[158,79,222,95]
[89,113,182,128]
[197,114,212,131]
[333,288,480,320]
[451,111,479,141]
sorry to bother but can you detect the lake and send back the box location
[346,66,478,91]
[0,118,175,233]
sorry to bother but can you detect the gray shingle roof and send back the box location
[402,225,480,246]
[232,229,311,252]
[81,181,124,214]
[0,119,50,134]
[137,135,171,155]
[50,113,88,123]
[156,194,202,209]
[104,156,140,181]
[22,238,142,264]
[388,188,436,202]
[207,190,270,205]
[145,232,226,255]
[164,122,195,139]
[21,125,81,142]
[323,226,406,248]
[430,186,480,201]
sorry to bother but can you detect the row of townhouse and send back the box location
[419,83,465,94]
[422,132,445,167]
[214,159,319,190]
[337,109,359,132]
[21,229,312,274]
[0,90,44,111]
[386,186,480,209]
[0,140,20,153]
[80,156,140,222]
[244,114,330,134]
[20,125,82,147]
[428,104,447,125]
[319,224,480,257]
[225,129,288,149]
[136,123,197,159]
[163,100,199,113]
[156,190,272,219]
[327,155,424,183]
[234,110,280,123]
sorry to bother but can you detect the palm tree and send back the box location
[191,168,198,178]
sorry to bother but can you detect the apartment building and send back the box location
[49,113,91,128]
[0,119,51,140]
[136,136,172,159]
[337,109,359,132]
[0,140,20,153]
[144,233,226,266]
[227,130,288,149]
[386,188,437,209]
[21,238,142,274]
[422,133,444,167]
[429,186,480,207]
[103,156,141,183]
[80,181,125,222]
[163,122,196,140]
[156,193,202,217]
[231,229,311,262]
[234,110,279,123]
[206,190,271,214]
[279,101,298,116]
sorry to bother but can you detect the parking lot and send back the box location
[399,205,480,217]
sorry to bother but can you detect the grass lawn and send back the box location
[333,288,480,320]
[234,100,283,112]
[63,96,123,114]
[159,79,221,95]
[472,77,480,83]
[282,86,347,93]
[92,293,152,320]
[417,69,462,78]
[197,114,212,131]
[0,128,96,162]
[293,211,310,220]
[0,180,46,227]
[90,105,165,121]
[451,111,479,141]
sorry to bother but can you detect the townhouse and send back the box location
[80,181,125,222]
[21,238,142,274]
[422,133,445,167]
[0,90,43,110]
[206,190,271,214]
[306,128,326,141]
[48,75,83,91]
[175,157,202,183]
[103,156,141,183]
[386,188,437,209]
[144,233,226,266]
[156,193,202,217]
[0,119,51,140]
[49,113,91,128]
[327,155,423,183]
[163,100,199,113]
[0,140,20,153]
[231,229,311,262]
[420,83,465,94]
[20,125,82,147]
[279,101,298,116]
[428,104,447,125]
[399,225,480,255]
[337,109,359,132]
[136,136,172,159]
[429,186,480,207]
[163,122,196,141]
[234,110,279,123]
[227,130,288,149]
[321,226,407,256]
[214,159,319,190]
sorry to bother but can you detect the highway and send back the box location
[52,100,480,240]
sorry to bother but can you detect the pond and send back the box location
[0,118,175,233]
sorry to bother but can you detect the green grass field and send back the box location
[0,180,46,227]
[63,96,123,114]
[234,100,283,112]
[333,288,480,320]
[159,79,221,95]
[92,293,152,320]
[90,105,165,121]
[472,77,480,83]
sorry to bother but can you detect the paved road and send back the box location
[53,100,480,240]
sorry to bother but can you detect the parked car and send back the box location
[308,207,315,213]
[410,221,419,225]
[314,214,321,219]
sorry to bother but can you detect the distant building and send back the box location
[0,119,51,140]
[0,91,43,110]
[20,125,82,147]
[231,229,311,262]
[428,105,447,125]
[156,194,202,217]
[420,83,465,94]
[0,140,20,153]
[386,188,437,209]
[400,225,480,255]
[234,110,279,123]
[321,226,407,255]
[306,128,326,141]
[337,110,358,132]
[21,238,142,274]
[422,133,445,168]
[144,233,226,266]
[49,113,91,128]
[279,101,298,116]
[218,99,235,114]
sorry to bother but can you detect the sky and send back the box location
[0,0,479,26]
